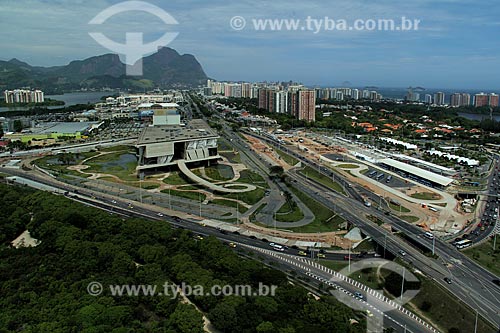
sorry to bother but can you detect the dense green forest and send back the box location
[0,183,364,332]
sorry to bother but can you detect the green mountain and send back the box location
[0,47,207,93]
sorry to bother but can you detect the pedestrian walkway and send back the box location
[177,160,256,193]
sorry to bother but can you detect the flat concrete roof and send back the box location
[136,119,218,145]
[391,153,456,174]
[379,158,454,187]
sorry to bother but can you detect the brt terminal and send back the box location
[378,158,454,189]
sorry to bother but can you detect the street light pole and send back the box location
[199,192,202,218]
[474,309,478,333]
[168,188,171,210]
[348,244,351,273]
[400,267,405,302]
[384,235,387,259]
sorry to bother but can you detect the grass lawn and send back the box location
[299,166,346,195]
[281,184,345,233]
[98,145,131,152]
[275,148,299,166]
[410,192,442,200]
[319,259,496,333]
[163,172,195,185]
[387,200,411,213]
[409,277,496,333]
[336,164,359,169]
[464,238,500,276]
[220,152,241,164]
[217,138,234,151]
[318,260,347,272]
[225,185,248,190]
[161,189,206,202]
[275,201,304,222]
[221,187,266,205]
[400,215,420,223]
[210,198,248,213]
[237,170,269,188]
[354,239,376,252]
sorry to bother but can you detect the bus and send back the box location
[368,170,377,177]
[376,173,385,180]
[455,239,472,249]
[270,243,285,251]
[386,175,392,183]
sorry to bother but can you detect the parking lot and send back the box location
[98,122,144,141]
[364,167,413,190]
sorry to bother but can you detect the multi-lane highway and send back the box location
[2,171,437,332]
[245,129,500,328]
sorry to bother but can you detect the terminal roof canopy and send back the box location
[379,158,454,187]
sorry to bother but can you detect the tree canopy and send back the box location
[0,183,365,332]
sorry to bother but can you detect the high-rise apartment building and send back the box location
[257,88,276,113]
[474,93,489,107]
[450,93,471,107]
[424,94,433,104]
[433,92,445,106]
[489,93,499,107]
[241,83,252,98]
[351,89,360,100]
[3,89,45,104]
[297,90,316,122]
[274,91,289,113]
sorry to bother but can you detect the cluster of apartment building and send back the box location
[3,89,45,104]
[314,87,382,101]
[206,80,382,102]
[406,89,499,107]
[204,80,385,123]
[470,92,499,107]
[257,87,316,122]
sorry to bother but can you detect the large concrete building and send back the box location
[135,119,219,171]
